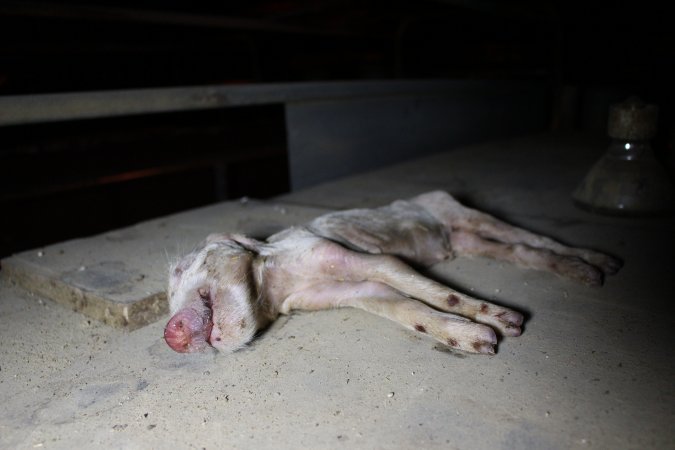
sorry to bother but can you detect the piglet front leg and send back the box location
[335,250,524,337]
[282,281,498,354]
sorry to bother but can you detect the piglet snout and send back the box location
[164,307,213,353]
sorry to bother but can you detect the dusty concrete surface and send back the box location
[1,134,674,449]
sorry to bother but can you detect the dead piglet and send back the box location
[164,190,621,356]
[165,227,521,355]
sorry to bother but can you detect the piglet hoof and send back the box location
[164,308,213,353]
[495,310,523,337]
[476,304,523,337]
[558,256,604,287]
[472,340,497,355]
[594,254,623,276]
[469,326,498,355]
[443,320,498,355]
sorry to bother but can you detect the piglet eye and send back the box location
[198,287,209,299]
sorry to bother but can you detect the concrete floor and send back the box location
[1,134,674,449]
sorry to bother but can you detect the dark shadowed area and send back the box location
[1,1,673,256]
[0,2,674,449]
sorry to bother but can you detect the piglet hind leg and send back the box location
[450,230,606,286]
[281,281,498,354]
[412,191,623,284]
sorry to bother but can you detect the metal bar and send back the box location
[0,79,521,127]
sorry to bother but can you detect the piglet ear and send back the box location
[230,234,264,254]
[205,232,232,244]
[204,232,263,254]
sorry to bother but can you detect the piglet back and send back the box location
[306,200,453,267]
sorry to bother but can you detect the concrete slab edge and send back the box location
[1,259,167,330]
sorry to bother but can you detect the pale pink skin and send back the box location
[164,191,621,355]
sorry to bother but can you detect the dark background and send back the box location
[1,1,673,257]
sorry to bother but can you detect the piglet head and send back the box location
[164,233,263,354]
